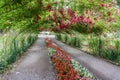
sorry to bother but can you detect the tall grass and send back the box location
[88,36,120,63]
[56,33,120,64]
[101,40,120,63]
[88,37,99,55]
[0,32,37,73]
[56,33,83,49]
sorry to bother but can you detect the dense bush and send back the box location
[88,36,120,63]
[88,36,104,56]
[0,33,37,73]
[56,33,120,64]
[101,40,120,63]
[56,33,83,48]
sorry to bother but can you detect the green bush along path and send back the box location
[2,37,56,80]
[2,35,120,80]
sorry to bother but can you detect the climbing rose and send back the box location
[52,12,57,20]
[84,17,92,24]
[107,11,111,16]
[46,4,52,11]
[94,18,97,21]
[108,17,114,22]
[58,9,65,18]
[54,1,58,4]
[100,2,105,7]
[67,8,75,17]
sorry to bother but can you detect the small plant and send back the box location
[76,36,82,48]
[64,34,68,42]
[101,46,119,62]
[48,48,55,58]
[115,40,120,51]
[56,33,61,40]
[73,36,77,47]
[88,37,99,55]
[71,59,95,79]
[99,39,120,63]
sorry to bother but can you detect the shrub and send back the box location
[88,37,99,55]
[0,33,37,73]
[56,34,83,49]
[102,48,119,62]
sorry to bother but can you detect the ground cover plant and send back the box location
[46,38,96,80]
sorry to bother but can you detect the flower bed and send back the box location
[46,38,96,80]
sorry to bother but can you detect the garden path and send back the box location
[3,37,56,80]
[3,34,120,80]
[52,38,120,80]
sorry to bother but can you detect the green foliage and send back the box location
[115,40,120,51]
[101,48,119,62]
[56,33,83,48]
[48,48,56,58]
[71,59,95,79]
[88,36,99,55]
[57,32,120,64]
[0,32,37,73]
[116,0,120,6]
[0,0,119,33]
[87,35,120,63]
[0,0,44,33]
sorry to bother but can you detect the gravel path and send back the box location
[52,39,120,80]
[3,38,56,80]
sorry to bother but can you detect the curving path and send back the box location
[3,37,56,80]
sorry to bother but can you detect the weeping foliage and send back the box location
[0,0,120,33]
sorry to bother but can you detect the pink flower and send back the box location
[94,18,97,21]
[67,8,75,17]
[47,4,51,9]
[58,9,65,18]
[84,17,92,24]
[108,17,114,22]
[77,16,82,22]
[52,12,57,20]
[100,2,105,7]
